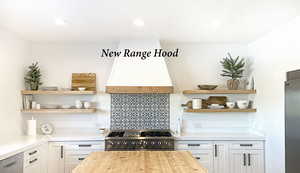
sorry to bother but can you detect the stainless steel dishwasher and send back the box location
[0,153,23,173]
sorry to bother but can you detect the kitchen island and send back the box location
[73,151,207,173]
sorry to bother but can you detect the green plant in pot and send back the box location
[24,62,42,90]
[220,53,245,90]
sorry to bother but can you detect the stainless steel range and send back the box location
[105,130,175,151]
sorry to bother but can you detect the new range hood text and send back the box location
[99,48,180,60]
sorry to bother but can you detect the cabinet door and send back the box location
[229,150,248,173]
[247,150,264,173]
[213,143,229,173]
[191,150,214,173]
[48,143,65,173]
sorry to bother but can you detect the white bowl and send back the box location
[78,87,86,91]
[226,102,235,109]
[237,100,249,109]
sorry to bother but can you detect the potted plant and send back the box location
[220,53,245,90]
[24,62,42,90]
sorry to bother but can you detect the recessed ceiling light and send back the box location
[133,18,145,27]
[55,18,67,26]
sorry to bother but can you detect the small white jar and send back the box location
[192,98,202,109]
[31,101,37,109]
[75,100,82,109]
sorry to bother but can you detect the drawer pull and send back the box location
[78,158,85,161]
[188,144,200,147]
[29,158,38,164]
[243,153,246,166]
[29,150,37,155]
[60,146,64,159]
[240,144,253,147]
[248,153,251,166]
[78,144,92,147]
[195,157,201,160]
[214,144,218,157]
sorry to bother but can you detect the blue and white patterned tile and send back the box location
[111,94,170,130]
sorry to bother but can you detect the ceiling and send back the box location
[0,0,299,43]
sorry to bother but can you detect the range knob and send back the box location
[143,141,148,145]
[158,142,162,145]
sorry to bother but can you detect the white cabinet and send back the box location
[229,150,248,173]
[175,140,264,173]
[190,150,214,171]
[176,140,214,172]
[24,143,48,173]
[48,142,65,173]
[64,141,104,173]
[48,141,104,173]
[247,150,264,173]
[229,141,264,173]
[213,142,229,173]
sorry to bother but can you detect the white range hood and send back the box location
[106,40,173,93]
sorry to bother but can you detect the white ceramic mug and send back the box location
[192,98,202,109]
[84,102,91,109]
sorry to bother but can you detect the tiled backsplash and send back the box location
[111,94,170,130]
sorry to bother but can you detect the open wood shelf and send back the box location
[21,90,96,95]
[184,108,257,113]
[21,108,97,113]
[182,89,256,94]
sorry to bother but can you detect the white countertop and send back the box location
[48,133,106,142]
[0,132,264,161]
[0,134,106,161]
[0,136,48,160]
[176,132,265,141]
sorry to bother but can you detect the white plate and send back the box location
[40,123,54,135]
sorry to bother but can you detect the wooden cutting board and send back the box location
[72,73,96,91]
[72,151,207,173]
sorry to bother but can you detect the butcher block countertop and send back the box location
[73,151,207,173]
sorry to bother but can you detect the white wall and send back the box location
[28,43,254,135]
[165,43,256,133]
[248,16,300,173]
[27,43,117,135]
[0,28,30,137]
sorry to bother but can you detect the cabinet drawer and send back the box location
[229,141,264,150]
[65,155,88,164]
[191,152,211,162]
[65,149,99,155]
[64,142,104,150]
[191,151,213,171]
[24,156,40,168]
[24,147,40,160]
[176,141,213,150]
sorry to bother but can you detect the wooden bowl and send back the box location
[197,85,218,90]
